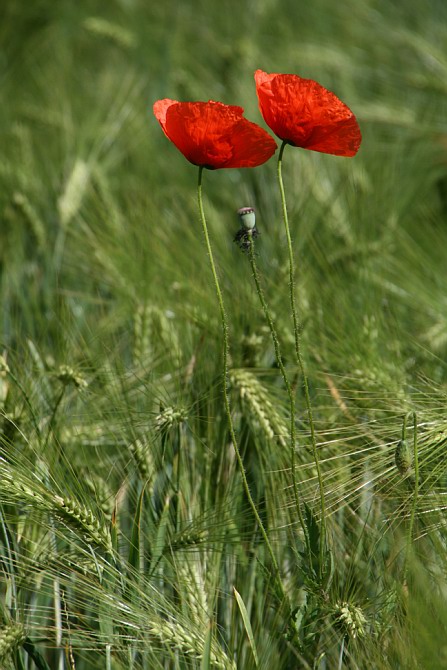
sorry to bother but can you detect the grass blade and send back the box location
[233,587,259,669]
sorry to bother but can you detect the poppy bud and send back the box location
[237,207,256,230]
[395,439,412,475]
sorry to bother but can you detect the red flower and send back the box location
[153,99,277,169]
[254,70,361,157]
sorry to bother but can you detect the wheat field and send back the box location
[1,1,447,668]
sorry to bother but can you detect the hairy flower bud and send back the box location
[395,439,412,475]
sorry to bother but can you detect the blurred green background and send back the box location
[1,1,447,668]
[1,0,447,372]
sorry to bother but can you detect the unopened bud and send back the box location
[395,439,412,475]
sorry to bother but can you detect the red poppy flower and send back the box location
[153,99,277,169]
[254,70,361,157]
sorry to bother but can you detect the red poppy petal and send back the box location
[223,118,277,168]
[254,70,361,157]
[302,115,361,157]
[167,102,230,167]
[153,98,176,134]
[153,98,276,168]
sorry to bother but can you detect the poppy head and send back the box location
[237,206,256,230]
[254,70,361,157]
[153,99,277,169]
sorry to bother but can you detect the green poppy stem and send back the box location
[277,140,327,577]
[247,236,309,551]
[197,167,288,609]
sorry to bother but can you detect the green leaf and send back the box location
[234,587,259,668]
[149,495,171,574]
[128,483,146,574]
[22,638,52,670]
[110,499,118,554]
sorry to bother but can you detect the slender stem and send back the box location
[173,424,182,535]
[53,575,64,670]
[61,589,76,670]
[44,384,67,670]
[247,237,309,551]
[278,141,326,576]
[44,387,66,451]
[404,412,419,582]
[0,506,17,609]
[6,368,42,444]
[401,413,408,442]
[105,644,112,670]
[197,167,288,608]
[47,482,64,670]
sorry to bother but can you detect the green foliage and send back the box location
[1,0,447,668]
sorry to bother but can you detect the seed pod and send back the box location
[237,206,256,230]
[395,439,412,475]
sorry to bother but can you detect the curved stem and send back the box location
[44,387,66,452]
[197,167,288,608]
[247,237,309,551]
[6,368,42,444]
[278,141,327,576]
